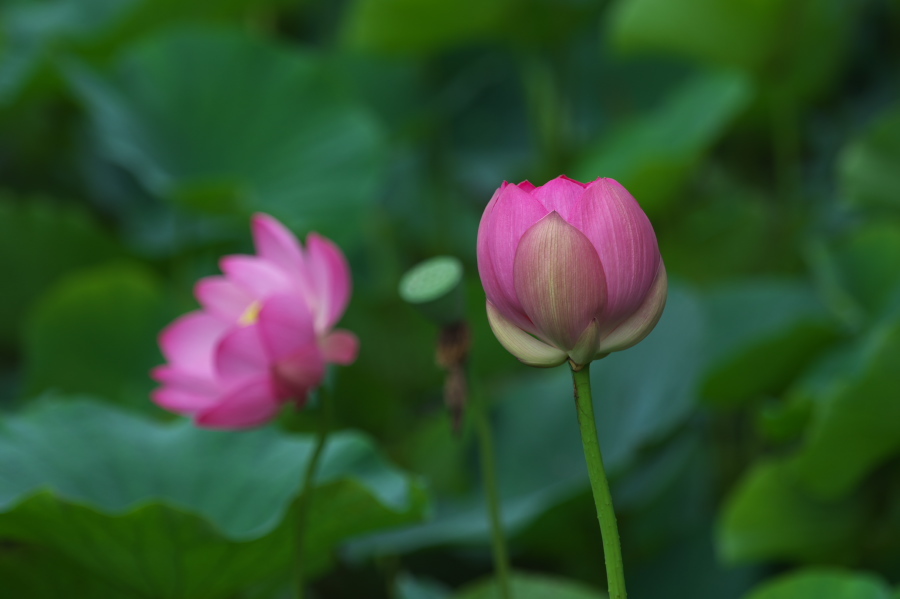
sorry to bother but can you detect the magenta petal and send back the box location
[152,387,218,413]
[532,176,586,228]
[580,179,661,325]
[272,344,325,399]
[305,233,351,332]
[321,329,359,365]
[598,261,668,353]
[516,180,536,193]
[257,293,317,361]
[220,255,293,300]
[151,365,218,395]
[252,213,305,273]
[477,183,549,330]
[214,324,270,383]
[158,312,229,375]
[514,212,607,350]
[195,276,254,322]
[195,377,280,429]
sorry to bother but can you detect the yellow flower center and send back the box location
[238,301,262,326]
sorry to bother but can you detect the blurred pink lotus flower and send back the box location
[151,214,358,429]
[477,176,667,368]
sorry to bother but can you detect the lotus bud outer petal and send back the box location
[580,179,661,325]
[568,319,602,367]
[486,301,567,367]
[514,212,607,350]
[477,183,549,331]
[597,261,668,354]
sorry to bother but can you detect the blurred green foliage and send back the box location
[1,0,900,597]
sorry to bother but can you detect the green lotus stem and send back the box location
[471,387,514,599]
[294,388,332,599]
[571,364,627,599]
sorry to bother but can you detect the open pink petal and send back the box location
[220,255,293,300]
[514,212,607,350]
[532,176,586,228]
[195,377,281,429]
[151,365,219,394]
[214,324,271,383]
[272,344,325,400]
[305,233,351,332]
[256,293,317,361]
[158,312,229,375]
[321,329,359,365]
[252,213,305,273]
[476,183,549,331]
[195,276,254,322]
[152,386,219,413]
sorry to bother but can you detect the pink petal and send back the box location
[220,255,293,300]
[516,180,537,193]
[532,176,587,228]
[195,276,254,322]
[272,344,325,400]
[598,261,668,353]
[151,365,219,395]
[305,233,352,332]
[476,183,549,331]
[252,213,305,273]
[561,175,590,188]
[213,324,271,383]
[321,329,359,365]
[256,293,317,361]
[514,212,607,350]
[195,377,281,429]
[152,387,219,413]
[580,178,661,326]
[158,312,229,375]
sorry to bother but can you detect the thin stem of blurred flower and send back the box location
[571,364,627,599]
[470,386,514,599]
[293,388,332,599]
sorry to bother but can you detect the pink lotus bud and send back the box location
[477,176,667,368]
[151,214,359,429]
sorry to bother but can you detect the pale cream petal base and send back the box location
[568,319,602,367]
[486,301,567,367]
[597,261,668,354]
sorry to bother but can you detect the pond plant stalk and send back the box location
[436,322,513,599]
[572,364,626,599]
[293,388,332,599]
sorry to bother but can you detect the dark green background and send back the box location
[1,0,900,597]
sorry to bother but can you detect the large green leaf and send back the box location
[608,0,853,101]
[700,280,839,405]
[0,0,285,103]
[717,460,866,564]
[0,195,120,348]
[840,104,900,211]
[572,69,752,215]
[67,27,387,242]
[831,222,900,319]
[22,263,173,410]
[0,545,141,599]
[341,0,509,53]
[0,399,428,598]
[742,569,892,599]
[787,316,900,498]
[456,572,606,599]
